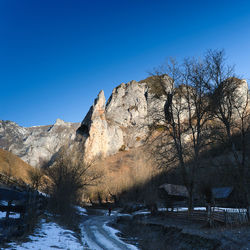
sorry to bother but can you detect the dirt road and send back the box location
[81,210,137,250]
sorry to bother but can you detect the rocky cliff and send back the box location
[77,77,171,162]
[77,77,249,162]
[0,119,79,167]
[0,77,248,166]
[0,77,170,166]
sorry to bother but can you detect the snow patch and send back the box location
[81,224,102,250]
[76,206,88,216]
[92,228,118,250]
[103,222,138,250]
[8,219,83,249]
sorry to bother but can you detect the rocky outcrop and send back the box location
[1,76,248,166]
[77,78,172,162]
[0,76,173,165]
[78,77,249,162]
[0,119,79,167]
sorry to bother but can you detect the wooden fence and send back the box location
[165,207,249,225]
[0,187,45,219]
[211,207,248,225]
[0,185,47,241]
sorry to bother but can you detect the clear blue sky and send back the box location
[1,0,250,127]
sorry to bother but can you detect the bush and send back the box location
[46,146,98,217]
[119,145,126,151]
[140,75,167,98]
[28,168,43,190]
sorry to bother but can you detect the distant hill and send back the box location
[0,148,34,184]
[0,119,80,167]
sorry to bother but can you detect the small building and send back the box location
[158,184,188,207]
[212,187,233,200]
[211,187,236,206]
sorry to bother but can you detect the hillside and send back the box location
[85,147,161,203]
[0,148,34,184]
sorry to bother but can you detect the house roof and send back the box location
[159,184,188,197]
[212,187,233,199]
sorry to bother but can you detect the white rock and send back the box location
[0,119,79,167]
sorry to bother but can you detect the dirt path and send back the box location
[81,211,137,250]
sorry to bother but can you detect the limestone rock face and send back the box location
[78,79,168,162]
[78,90,123,162]
[0,119,79,167]
[105,81,149,148]
[0,77,172,165]
[2,77,248,166]
[80,91,109,162]
[105,81,148,126]
[234,79,249,113]
[79,78,249,162]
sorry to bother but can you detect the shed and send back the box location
[210,187,238,206]
[212,187,233,199]
[159,184,189,208]
[159,184,189,197]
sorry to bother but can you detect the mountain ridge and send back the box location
[0,77,248,167]
[0,119,80,167]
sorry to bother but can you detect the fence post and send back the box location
[207,204,212,227]
[225,210,228,225]
[247,206,250,221]
[6,200,12,219]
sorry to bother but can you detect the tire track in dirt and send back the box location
[81,213,137,250]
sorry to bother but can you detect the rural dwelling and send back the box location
[158,184,189,208]
[211,187,237,207]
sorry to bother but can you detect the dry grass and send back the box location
[85,147,161,203]
[0,148,34,184]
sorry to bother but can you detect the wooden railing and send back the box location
[165,207,249,225]
[0,173,47,241]
[0,186,46,219]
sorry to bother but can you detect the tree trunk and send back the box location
[188,189,193,213]
[207,204,212,227]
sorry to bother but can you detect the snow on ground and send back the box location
[6,212,20,219]
[81,224,102,250]
[132,210,150,215]
[76,206,87,216]
[81,222,138,250]
[0,200,23,219]
[38,191,49,197]
[211,207,246,213]
[0,201,8,219]
[131,207,205,215]
[7,219,83,250]
[158,207,247,213]
[103,222,138,250]
[0,211,6,219]
[90,226,120,249]
[81,210,139,250]
[135,206,247,215]
[164,207,207,212]
[0,211,20,219]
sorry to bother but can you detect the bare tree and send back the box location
[180,57,212,210]
[28,168,43,190]
[207,49,250,214]
[46,144,100,214]
[149,56,212,211]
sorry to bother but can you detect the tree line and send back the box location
[148,49,250,214]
